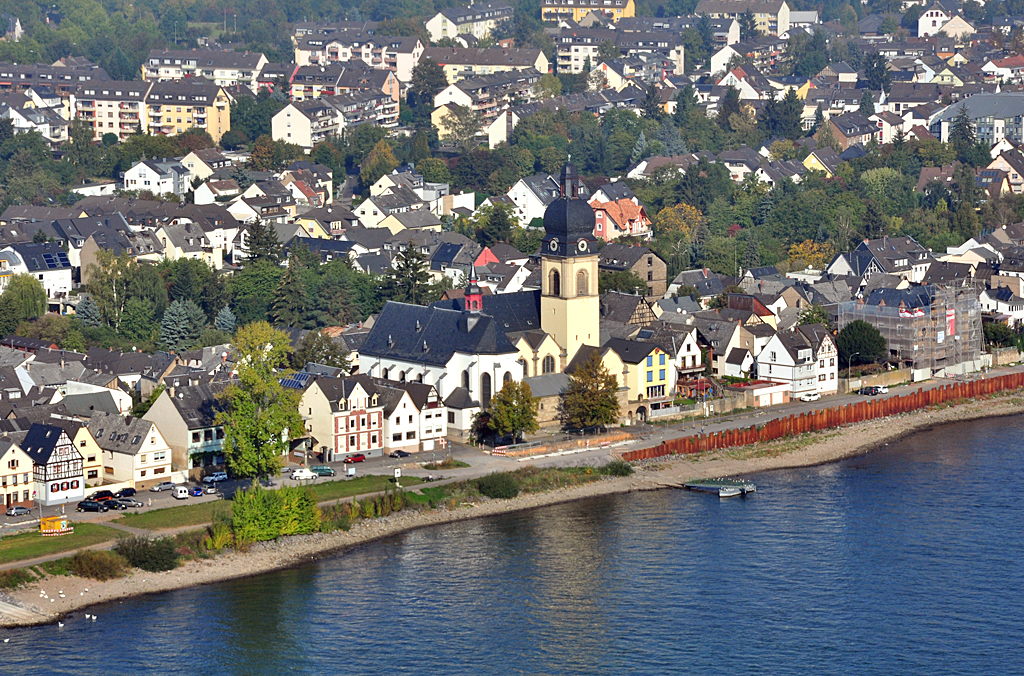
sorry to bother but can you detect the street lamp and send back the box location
[847,351,860,390]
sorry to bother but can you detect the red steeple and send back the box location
[464,266,483,312]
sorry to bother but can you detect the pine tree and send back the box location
[75,295,103,327]
[810,105,825,135]
[161,299,206,351]
[643,83,662,120]
[859,90,875,116]
[271,256,310,328]
[386,241,432,305]
[293,330,351,371]
[743,232,761,270]
[244,219,282,264]
[630,132,648,164]
[655,118,687,156]
[121,298,156,341]
[214,306,237,333]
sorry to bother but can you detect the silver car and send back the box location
[150,481,175,492]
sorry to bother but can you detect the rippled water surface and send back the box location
[4,415,1024,675]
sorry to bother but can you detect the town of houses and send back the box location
[5,0,1024,507]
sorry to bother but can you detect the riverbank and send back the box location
[4,391,1023,628]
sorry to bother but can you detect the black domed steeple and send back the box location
[541,163,597,258]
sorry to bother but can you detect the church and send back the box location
[359,164,610,433]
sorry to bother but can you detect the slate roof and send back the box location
[360,301,517,366]
[20,423,73,465]
[433,289,542,334]
[600,292,650,324]
[443,386,479,409]
[58,391,120,417]
[597,243,652,270]
[604,337,658,365]
[165,382,226,429]
[522,373,570,398]
[86,413,157,456]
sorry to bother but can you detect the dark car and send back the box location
[310,466,336,477]
[5,506,30,517]
[76,500,109,513]
[88,490,116,502]
[389,450,411,458]
[107,499,129,510]
[115,488,137,498]
[859,386,881,396]
[343,454,366,464]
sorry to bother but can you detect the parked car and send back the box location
[114,498,143,509]
[76,500,109,513]
[799,392,821,402]
[876,385,889,394]
[291,468,318,481]
[88,490,116,502]
[150,481,175,492]
[172,486,189,500]
[202,472,228,484]
[858,386,881,396]
[107,499,129,510]
[5,506,30,517]
[115,488,137,498]
[190,486,204,497]
[310,466,336,477]
[343,454,366,464]
[389,450,411,458]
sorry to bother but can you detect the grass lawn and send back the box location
[113,500,230,530]
[311,474,422,502]
[0,523,121,565]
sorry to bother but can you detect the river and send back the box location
[3,415,1023,674]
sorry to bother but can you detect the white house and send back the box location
[1,242,73,303]
[981,286,1024,326]
[86,413,174,489]
[122,159,191,198]
[507,173,563,227]
[22,424,85,507]
[710,45,743,77]
[918,2,951,37]
[756,324,838,397]
[425,2,515,43]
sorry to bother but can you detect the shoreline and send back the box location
[4,392,1023,628]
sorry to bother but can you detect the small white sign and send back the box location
[347,466,356,478]
[394,468,402,479]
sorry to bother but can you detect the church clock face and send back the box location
[549,238,559,252]
[577,239,588,253]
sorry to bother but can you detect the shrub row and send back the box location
[69,550,128,581]
[113,536,179,572]
[477,472,520,499]
[231,483,321,544]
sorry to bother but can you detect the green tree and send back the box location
[216,322,303,480]
[984,322,1015,347]
[243,219,282,264]
[598,40,620,61]
[560,352,620,429]
[739,10,758,40]
[121,298,157,342]
[859,90,876,116]
[717,86,741,131]
[837,319,887,366]
[599,270,646,294]
[439,104,482,152]
[359,138,400,187]
[417,157,451,184]
[0,294,20,337]
[161,299,206,350]
[293,329,351,371]
[385,240,432,304]
[642,83,662,120]
[248,134,278,171]
[75,295,103,327]
[3,274,47,322]
[410,58,448,101]
[535,73,562,99]
[798,304,832,329]
[271,256,311,328]
[487,381,538,442]
[863,53,892,93]
[215,306,237,333]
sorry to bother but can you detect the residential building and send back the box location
[87,412,173,489]
[918,2,951,37]
[933,94,1024,146]
[296,376,384,462]
[123,159,191,198]
[695,0,791,36]
[272,99,339,149]
[426,3,515,42]
[433,69,541,120]
[180,148,231,181]
[22,424,84,507]
[541,0,636,23]
[420,47,549,84]
[605,338,673,415]
[1,242,72,307]
[0,440,33,510]
[142,382,227,474]
[816,111,876,150]
[142,49,268,90]
[145,80,231,143]
[293,33,424,82]
[597,244,666,295]
[72,80,151,142]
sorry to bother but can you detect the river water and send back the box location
[4,415,1023,675]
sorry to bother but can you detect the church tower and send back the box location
[540,163,599,363]
[464,266,483,312]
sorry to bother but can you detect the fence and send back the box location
[621,372,1024,462]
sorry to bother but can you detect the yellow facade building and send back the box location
[541,0,636,22]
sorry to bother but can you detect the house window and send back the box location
[659,369,665,380]
[350,435,356,446]
[448,412,455,424]
[659,354,666,366]
[140,470,147,477]
[647,356,653,367]
[647,371,653,383]
[192,432,200,443]
[819,374,826,381]
[87,470,98,479]
[204,430,213,442]
[80,440,87,447]
[406,431,416,440]
[393,433,402,442]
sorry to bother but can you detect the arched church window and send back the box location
[577,269,588,296]
[462,370,470,390]
[549,269,560,296]
[482,373,492,408]
[542,355,555,374]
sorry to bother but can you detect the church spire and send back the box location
[464,265,483,312]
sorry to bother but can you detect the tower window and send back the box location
[577,270,588,296]
[549,269,560,296]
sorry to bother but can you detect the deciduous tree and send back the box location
[837,319,887,366]
[293,329,351,371]
[488,380,538,442]
[3,274,47,322]
[216,322,303,480]
[559,352,620,429]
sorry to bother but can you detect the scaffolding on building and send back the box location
[838,283,983,374]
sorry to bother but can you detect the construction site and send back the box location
[837,283,984,378]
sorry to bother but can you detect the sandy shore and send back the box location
[4,392,1023,628]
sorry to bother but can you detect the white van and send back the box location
[172,485,189,500]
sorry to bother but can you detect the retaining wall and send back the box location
[621,373,1024,462]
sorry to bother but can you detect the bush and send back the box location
[476,472,520,499]
[0,568,35,589]
[601,460,634,476]
[319,504,351,533]
[69,550,128,581]
[114,536,180,572]
[231,484,322,543]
